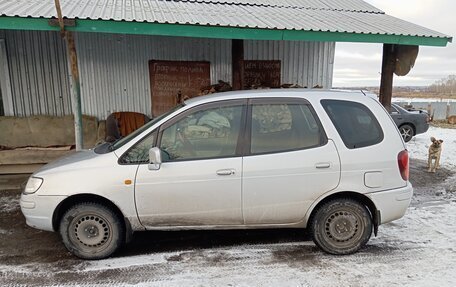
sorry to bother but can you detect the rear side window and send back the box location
[321,100,383,149]
[250,103,326,154]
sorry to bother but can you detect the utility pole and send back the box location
[54,0,83,151]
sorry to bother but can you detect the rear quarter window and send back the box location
[321,100,384,149]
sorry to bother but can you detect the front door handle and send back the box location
[315,162,331,169]
[216,169,235,176]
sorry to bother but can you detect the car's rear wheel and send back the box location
[399,124,414,142]
[59,202,124,259]
[311,199,372,255]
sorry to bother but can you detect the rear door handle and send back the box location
[216,169,235,176]
[315,162,331,169]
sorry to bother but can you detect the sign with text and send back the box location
[243,60,281,88]
[149,60,210,117]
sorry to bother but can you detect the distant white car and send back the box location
[21,90,413,259]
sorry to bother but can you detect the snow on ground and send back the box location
[1,127,455,287]
[393,97,456,103]
[0,193,19,213]
[19,199,454,287]
[406,126,456,169]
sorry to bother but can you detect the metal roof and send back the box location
[0,0,385,17]
[0,0,452,45]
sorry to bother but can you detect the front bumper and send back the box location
[20,193,67,232]
[367,182,413,224]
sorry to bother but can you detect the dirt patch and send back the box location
[431,121,456,129]
[166,249,245,266]
[271,245,319,265]
[408,159,455,209]
[409,158,454,189]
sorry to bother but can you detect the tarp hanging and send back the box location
[394,45,419,76]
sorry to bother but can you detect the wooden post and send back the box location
[379,44,396,111]
[232,39,244,90]
[54,0,83,150]
[66,32,84,150]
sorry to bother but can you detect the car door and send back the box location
[134,100,247,228]
[242,98,341,225]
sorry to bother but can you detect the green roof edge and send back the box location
[0,16,451,47]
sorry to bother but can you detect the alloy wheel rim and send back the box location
[401,128,412,141]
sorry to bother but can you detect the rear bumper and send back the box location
[415,123,429,135]
[367,182,413,224]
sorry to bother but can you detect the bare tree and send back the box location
[429,75,456,94]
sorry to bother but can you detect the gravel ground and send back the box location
[1,157,455,287]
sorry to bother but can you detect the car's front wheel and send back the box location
[59,202,124,259]
[311,199,372,255]
[399,124,414,142]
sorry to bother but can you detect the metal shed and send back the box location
[0,0,452,150]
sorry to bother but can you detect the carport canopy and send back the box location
[0,0,452,150]
[0,0,452,46]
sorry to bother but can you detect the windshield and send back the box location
[101,104,184,153]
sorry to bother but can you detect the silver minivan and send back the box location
[21,90,413,259]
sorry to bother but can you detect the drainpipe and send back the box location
[54,0,83,151]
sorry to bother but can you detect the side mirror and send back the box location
[148,147,162,170]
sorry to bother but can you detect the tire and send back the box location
[59,202,125,260]
[311,199,372,255]
[399,124,414,142]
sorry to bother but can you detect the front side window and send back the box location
[159,104,244,161]
[321,100,384,149]
[119,132,157,164]
[250,103,325,154]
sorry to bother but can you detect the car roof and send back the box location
[183,89,367,106]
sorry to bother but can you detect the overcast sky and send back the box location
[333,0,455,87]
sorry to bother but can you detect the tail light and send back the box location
[398,150,409,181]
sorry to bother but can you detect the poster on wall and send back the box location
[243,60,281,89]
[149,60,211,117]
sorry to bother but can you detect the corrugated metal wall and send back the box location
[1,30,335,119]
[76,33,334,119]
[75,33,232,119]
[1,30,72,117]
[245,40,334,88]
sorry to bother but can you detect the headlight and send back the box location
[23,177,43,194]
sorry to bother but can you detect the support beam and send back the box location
[232,39,244,90]
[379,44,396,111]
[54,0,83,150]
[0,39,14,116]
[66,31,83,150]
